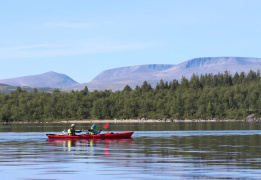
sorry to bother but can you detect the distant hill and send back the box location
[0,84,16,93]
[91,64,175,82]
[0,83,68,94]
[75,64,175,91]
[73,57,261,91]
[155,57,261,82]
[0,71,79,89]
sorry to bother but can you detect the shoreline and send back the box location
[61,119,248,123]
[1,118,257,124]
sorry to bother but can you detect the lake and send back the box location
[0,122,261,179]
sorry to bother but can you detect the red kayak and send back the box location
[46,131,134,139]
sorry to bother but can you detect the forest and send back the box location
[0,70,261,122]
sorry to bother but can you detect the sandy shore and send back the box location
[2,118,255,124]
[59,118,247,124]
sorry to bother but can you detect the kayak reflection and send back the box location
[47,138,134,155]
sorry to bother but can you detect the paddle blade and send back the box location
[103,123,109,129]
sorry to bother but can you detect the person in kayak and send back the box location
[68,124,83,136]
[90,124,100,135]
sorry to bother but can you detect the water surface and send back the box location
[0,122,261,179]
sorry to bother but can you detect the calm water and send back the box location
[0,122,261,180]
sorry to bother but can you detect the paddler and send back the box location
[68,124,84,136]
[90,124,100,135]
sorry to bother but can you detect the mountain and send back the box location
[73,64,175,91]
[156,57,261,81]
[0,71,79,89]
[1,57,261,92]
[91,64,175,82]
[73,57,261,91]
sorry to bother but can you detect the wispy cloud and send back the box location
[14,44,54,51]
[0,41,157,59]
[45,22,92,28]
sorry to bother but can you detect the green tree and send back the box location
[123,85,132,92]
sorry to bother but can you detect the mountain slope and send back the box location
[91,64,175,82]
[0,71,79,88]
[73,64,175,91]
[74,57,261,91]
[157,57,261,81]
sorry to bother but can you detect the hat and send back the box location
[71,124,75,127]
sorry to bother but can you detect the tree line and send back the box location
[0,70,261,122]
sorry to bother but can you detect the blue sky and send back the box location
[0,0,260,83]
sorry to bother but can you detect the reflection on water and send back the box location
[0,122,261,179]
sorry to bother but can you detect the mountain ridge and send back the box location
[0,71,79,89]
[91,64,175,82]
[1,57,261,92]
[82,57,261,91]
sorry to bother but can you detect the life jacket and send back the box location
[90,127,98,135]
[68,128,75,136]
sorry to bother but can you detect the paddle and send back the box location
[100,123,109,133]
